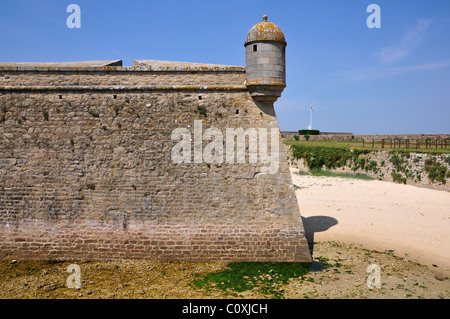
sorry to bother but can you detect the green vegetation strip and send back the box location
[296,168,372,180]
[288,142,449,185]
[289,144,370,170]
[191,262,310,299]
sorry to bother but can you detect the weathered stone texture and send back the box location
[0,68,246,89]
[245,42,286,82]
[0,67,311,262]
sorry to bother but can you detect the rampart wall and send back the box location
[0,65,311,262]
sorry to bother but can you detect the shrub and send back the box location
[43,110,49,121]
[197,106,207,117]
[416,173,422,182]
[424,157,447,184]
[86,183,96,190]
[365,160,378,172]
[298,129,320,136]
[290,144,370,170]
[294,135,299,141]
[390,153,406,172]
[445,156,450,166]
[391,171,407,184]
[359,157,366,170]
[88,109,99,118]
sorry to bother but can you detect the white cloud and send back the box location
[375,18,433,64]
[334,59,450,82]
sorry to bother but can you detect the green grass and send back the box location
[284,140,450,154]
[191,262,310,299]
[295,168,373,180]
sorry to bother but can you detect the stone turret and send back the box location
[244,15,287,106]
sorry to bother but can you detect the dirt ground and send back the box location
[0,240,448,299]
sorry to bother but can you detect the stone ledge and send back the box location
[0,65,246,73]
[0,85,248,92]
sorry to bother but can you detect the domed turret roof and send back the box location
[245,15,286,46]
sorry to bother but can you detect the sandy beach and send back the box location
[291,168,450,273]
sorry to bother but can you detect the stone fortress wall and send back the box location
[0,59,311,262]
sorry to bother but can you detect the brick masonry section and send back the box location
[0,220,309,262]
[0,66,311,262]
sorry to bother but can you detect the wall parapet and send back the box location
[0,66,247,92]
[0,65,246,73]
[0,85,248,92]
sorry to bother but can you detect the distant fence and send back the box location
[362,138,450,149]
[281,132,450,145]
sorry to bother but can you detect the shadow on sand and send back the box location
[302,215,338,269]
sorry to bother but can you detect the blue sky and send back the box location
[1,0,449,134]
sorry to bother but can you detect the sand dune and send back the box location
[291,168,450,273]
